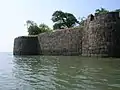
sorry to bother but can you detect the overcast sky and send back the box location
[0,0,119,52]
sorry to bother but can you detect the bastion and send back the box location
[13,36,41,55]
[82,12,120,57]
[13,12,120,57]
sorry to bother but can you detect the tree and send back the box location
[39,23,52,33]
[114,9,120,12]
[26,20,40,35]
[52,11,79,30]
[25,20,51,35]
[26,20,35,29]
[78,17,86,26]
[95,8,109,14]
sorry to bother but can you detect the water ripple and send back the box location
[0,54,120,90]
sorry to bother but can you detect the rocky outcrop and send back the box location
[13,36,41,55]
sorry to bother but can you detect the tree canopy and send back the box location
[25,8,120,34]
[52,11,79,30]
[95,8,109,14]
[95,8,120,14]
[26,20,51,35]
[39,23,52,33]
[114,9,120,12]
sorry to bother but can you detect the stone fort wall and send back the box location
[82,12,120,57]
[13,36,41,55]
[38,28,82,55]
[13,12,120,57]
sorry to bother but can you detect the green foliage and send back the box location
[78,17,86,26]
[114,9,120,12]
[52,10,79,30]
[26,20,51,35]
[39,23,52,33]
[95,8,109,14]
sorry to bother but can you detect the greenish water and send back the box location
[0,53,120,90]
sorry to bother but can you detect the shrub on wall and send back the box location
[25,20,52,35]
[95,8,109,14]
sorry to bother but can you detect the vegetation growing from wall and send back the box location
[25,8,120,35]
[95,8,120,14]
[95,8,109,14]
[113,9,120,12]
[25,20,52,35]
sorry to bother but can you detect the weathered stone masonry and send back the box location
[82,12,120,57]
[38,28,82,55]
[13,36,41,55]
[13,12,120,57]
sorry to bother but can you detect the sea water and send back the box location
[0,52,120,90]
